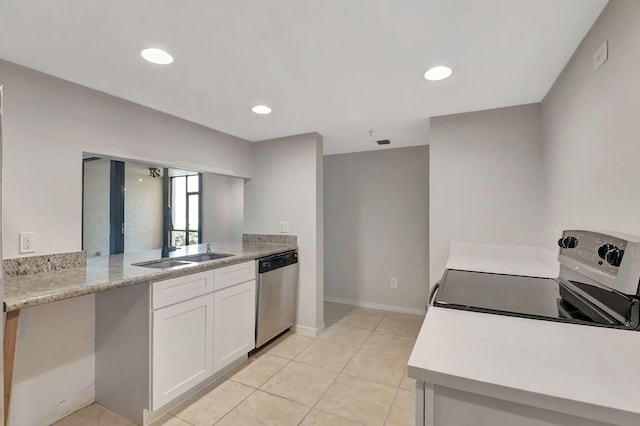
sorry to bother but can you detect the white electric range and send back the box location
[432,230,640,330]
[408,230,640,426]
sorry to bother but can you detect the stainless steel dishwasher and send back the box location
[255,250,299,348]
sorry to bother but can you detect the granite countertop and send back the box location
[4,242,296,311]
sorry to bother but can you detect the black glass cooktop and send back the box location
[432,269,637,329]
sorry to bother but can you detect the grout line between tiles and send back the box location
[296,306,368,424]
[172,379,258,425]
[213,340,298,424]
[382,386,402,426]
[210,386,258,426]
[295,310,396,425]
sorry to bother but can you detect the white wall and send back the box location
[202,173,244,243]
[542,0,640,247]
[244,133,324,335]
[10,296,95,426]
[429,104,547,286]
[82,159,110,257]
[0,59,252,259]
[315,138,324,326]
[324,146,429,313]
[124,161,163,253]
[0,85,5,421]
[0,60,253,426]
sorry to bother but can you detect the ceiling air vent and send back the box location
[376,139,391,145]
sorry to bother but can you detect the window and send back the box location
[171,174,201,247]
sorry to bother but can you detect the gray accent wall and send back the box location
[324,146,429,312]
[542,0,640,247]
[429,104,547,287]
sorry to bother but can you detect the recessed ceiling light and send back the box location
[252,105,272,115]
[140,48,173,65]
[424,66,452,81]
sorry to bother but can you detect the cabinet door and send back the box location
[213,280,256,372]
[152,293,214,410]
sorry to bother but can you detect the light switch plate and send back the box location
[279,221,289,233]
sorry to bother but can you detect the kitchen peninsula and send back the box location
[3,237,296,426]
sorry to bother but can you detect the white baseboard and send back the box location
[324,296,425,316]
[293,322,325,337]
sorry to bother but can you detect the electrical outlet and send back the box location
[19,232,36,254]
[279,221,289,233]
[593,40,608,70]
[390,277,398,289]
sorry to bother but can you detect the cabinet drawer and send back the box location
[213,260,255,291]
[153,270,214,310]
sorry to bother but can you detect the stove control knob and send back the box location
[560,236,578,249]
[605,248,624,267]
[598,244,615,259]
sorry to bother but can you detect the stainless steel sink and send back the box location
[135,260,196,269]
[133,252,233,269]
[181,253,233,262]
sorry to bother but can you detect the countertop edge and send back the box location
[407,366,640,426]
[4,244,296,312]
[408,307,640,426]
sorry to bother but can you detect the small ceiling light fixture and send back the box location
[252,105,272,115]
[140,48,174,65]
[424,65,452,81]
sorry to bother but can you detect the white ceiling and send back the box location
[0,0,607,154]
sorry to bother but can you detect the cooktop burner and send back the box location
[433,269,635,327]
[434,270,562,318]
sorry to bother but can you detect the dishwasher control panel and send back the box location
[258,250,298,273]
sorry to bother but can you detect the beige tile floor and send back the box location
[54,303,423,426]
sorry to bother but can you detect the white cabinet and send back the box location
[152,270,213,310]
[213,280,256,372]
[152,292,214,410]
[153,260,256,407]
[96,259,258,423]
[213,260,255,290]
[417,382,613,426]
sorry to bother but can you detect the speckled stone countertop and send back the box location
[4,242,296,312]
